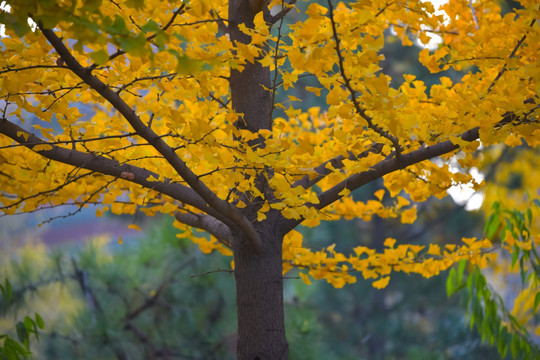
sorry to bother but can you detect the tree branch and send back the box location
[174,211,233,247]
[39,28,262,250]
[327,0,402,155]
[292,143,384,189]
[0,118,221,218]
[283,127,480,232]
[267,0,298,25]
[316,127,479,209]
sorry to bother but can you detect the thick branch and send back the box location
[283,127,480,232]
[174,211,233,247]
[316,127,479,208]
[0,118,220,218]
[40,28,261,250]
[293,143,384,189]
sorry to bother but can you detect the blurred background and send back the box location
[1,0,537,359]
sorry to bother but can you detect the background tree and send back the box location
[0,218,504,360]
[0,0,538,359]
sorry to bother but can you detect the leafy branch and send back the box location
[40,27,262,250]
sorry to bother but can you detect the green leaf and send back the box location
[485,213,500,238]
[90,50,110,65]
[526,208,532,226]
[106,15,129,35]
[126,0,146,9]
[0,12,31,37]
[446,267,456,296]
[457,259,467,284]
[175,55,203,75]
[141,20,160,33]
[1,278,13,304]
[511,246,520,268]
[76,0,103,12]
[117,33,148,56]
[15,321,28,347]
[4,336,31,358]
[23,316,38,340]
[35,313,44,330]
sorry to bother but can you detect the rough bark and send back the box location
[228,2,287,358]
[228,0,272,133]
[232,220,288,360]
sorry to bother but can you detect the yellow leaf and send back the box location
[288,95,302,102]
[427,244,441,256]
[128,224,141,231]
[504,134,522,147]
[462,237,477,246]
[396,196,410,208]
[161,202,178,213]
[299,272,311,285]
[374,189,385,201]
[504,231,515,247]
[96,207,109,217]
[384,238,396,248]
[118,236,123,244]
[32,144,53,152]
[16,131,30,141]
[236,42,259,64]
[257,211,267,221]
[372,276,390,289]
[338,187,351,197]
[400,207,417,224]
[305,86,322,96]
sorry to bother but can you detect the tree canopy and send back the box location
[0,0,538,358]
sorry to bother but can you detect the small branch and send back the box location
[0,64,65,75]
[190,268,234,278]
[115,73,177,95]
[390,22,459,36]
[327,0,402,155]
[468,0,479,30]
[124,255,196,321]
[486,19,535,94]
[268,0,298,25]
[71,258,103,316]
[40,27,262,250]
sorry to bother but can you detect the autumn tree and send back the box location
[0,0,538,359]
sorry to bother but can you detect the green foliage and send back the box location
[0,277,44,360]
[0,214,506,359]
[447,201,540,360]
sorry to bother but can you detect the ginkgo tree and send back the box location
[0,0,538,358]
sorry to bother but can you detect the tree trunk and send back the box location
[228,2,287,358]
[233,222,289,360]
[228,0,272,133]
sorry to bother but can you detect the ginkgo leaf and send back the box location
[372,277,390,289]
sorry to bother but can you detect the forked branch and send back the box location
[40,27,262,250]
[0,118,222,219]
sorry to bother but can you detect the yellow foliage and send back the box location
[0,0,538,304]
